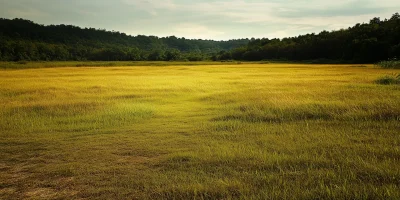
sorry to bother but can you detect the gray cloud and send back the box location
[0,0,399,40]
[275,0,389,18]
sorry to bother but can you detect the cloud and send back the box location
[122,0,176,15]
[77,10,98,17]
[117,0,396,28]
[171,23,225,39]
[1,0,399,40]
[7,8,49,19]
[275,0,388,18]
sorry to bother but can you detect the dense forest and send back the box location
[0,18,249,61]
[215,13,400,63]
[0,13,399,63]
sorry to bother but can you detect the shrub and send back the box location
[377,59,400,69]
[375,74,400,85]
[17,61,28,65]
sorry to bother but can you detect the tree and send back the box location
[147,49,165,61]
[165,48,181,61]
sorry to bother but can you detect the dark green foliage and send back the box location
[165,49,181,61]
[375,74,400,85]
[215,13,400,63]
[377,60,400,69]
[0,18,249,61]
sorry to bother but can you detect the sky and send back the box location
[0,0,399,40]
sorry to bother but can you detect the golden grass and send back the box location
[0,63,399,199]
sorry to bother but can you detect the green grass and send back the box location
[0,63,399,199]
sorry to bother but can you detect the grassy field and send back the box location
[0,63,399,199]
[0,61,245,69]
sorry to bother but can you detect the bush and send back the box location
[377,59,400,69]
[375,74,400,85]
[17,61,28,65]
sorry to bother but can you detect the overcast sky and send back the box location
[0,0,399,40]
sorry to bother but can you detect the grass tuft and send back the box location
[375,74,400,85]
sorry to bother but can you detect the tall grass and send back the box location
[0,63,399,199]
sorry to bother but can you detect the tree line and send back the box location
[1,14,399,63]
[0,18,249,61]
[213,13,400,63]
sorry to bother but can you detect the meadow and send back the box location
[0,62,399,199]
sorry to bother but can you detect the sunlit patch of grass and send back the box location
[0,61,250,70]
[0,101,154,134]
